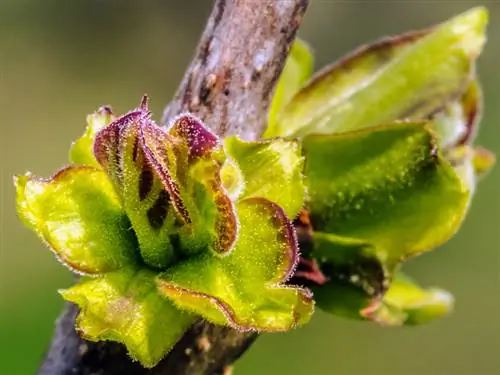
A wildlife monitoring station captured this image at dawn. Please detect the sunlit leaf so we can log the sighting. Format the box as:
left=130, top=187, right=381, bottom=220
left=303, top=121, right=470, bottom=266
left=266, top=38, right=314, bottom=137
left=272, top=7, right=487, bottom=137
left=158, top=197, right=314, bottom=331
left=224, top=136, right=305, bottom=218
left=14, top=166, right=136, bottom=274
left=61, top=268, right=195, bottom=368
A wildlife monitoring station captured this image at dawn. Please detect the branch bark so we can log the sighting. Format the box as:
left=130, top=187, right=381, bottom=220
left=37, top=0, right=308, bottom=374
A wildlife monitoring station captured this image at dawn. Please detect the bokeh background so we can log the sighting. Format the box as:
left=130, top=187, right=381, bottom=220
left=1, top=1, right=499, bottom=374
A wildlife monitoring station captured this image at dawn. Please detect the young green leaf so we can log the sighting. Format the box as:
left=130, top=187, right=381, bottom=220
left=14, top=166, right=136, bottom=274
left=303, top=121, right=470, bottom=266
left=269, top=7, right=487, bottom=138
left=61, top=268, right=195, bottom=368
left=158, top=197, right=314, bottom=331
left=223, top=136, right=305, bottom=218
left=266, top=38, right=314, bottom=136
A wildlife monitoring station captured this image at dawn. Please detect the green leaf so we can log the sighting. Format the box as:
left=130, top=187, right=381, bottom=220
left=14, top=166, right=136, bottom=274
left=365, top=272, right=454, bottom=326
left=157, top=197, right=314, bottom=331
left=70, top=106, right=115, bottom=167
left=223, top=136, right=305, bottom=218
left=266, top=38, right=314, bottom=137
left=61, top=268, right=195, bottom=368
left=272, top=7, right=487, bottom=138
left=303, top=121, right=470, bottom=265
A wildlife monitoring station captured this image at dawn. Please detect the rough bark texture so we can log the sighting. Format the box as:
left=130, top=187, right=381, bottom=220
left=163, top=0, right=308, bottom=140
left=38, top=0, right=308, bottom=374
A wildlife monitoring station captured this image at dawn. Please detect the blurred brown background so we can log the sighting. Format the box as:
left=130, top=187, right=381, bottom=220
left=1, top=1, right=498, bottom=374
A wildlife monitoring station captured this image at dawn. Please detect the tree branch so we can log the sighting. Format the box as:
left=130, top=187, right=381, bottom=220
left=37, top=0, right=308, bottom=374
left=163, top=0, right=308, bottom=140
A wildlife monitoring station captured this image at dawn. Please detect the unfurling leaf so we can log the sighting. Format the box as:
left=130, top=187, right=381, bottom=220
left=61, top=268, right=195, bottom=367
left=223, top=136, right=305, bottom=218
left=303, top=121, right=469, bottom=266
left=266, top=7, right=487, bottom=138
left=14, top=166, right=136, bottom=274
left=93, top=107, right=182, bottom=269
left=266, top=38, right=314, bottom=136
left=158, top=198, right=314, bottom=331
left=15, top=95, right=314, bottom=367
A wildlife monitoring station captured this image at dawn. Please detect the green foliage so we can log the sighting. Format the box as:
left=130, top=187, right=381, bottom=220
left=304, top=122, right=469, bottom=266
left=15, top=167, right=136, bottom=274
left=266, top=7, right=487, bottom=138
left=223, top=136, right=305, bottom=218
left=15, top=98, right=313, bottom=367
left=267, top=7, right=494, bottom=325
left=13, top=5, right=496, bottom=370
left=61, top=268, right=195, bottom=368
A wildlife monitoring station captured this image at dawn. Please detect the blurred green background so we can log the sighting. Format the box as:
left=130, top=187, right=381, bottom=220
left=1, top=1, right=498, bottom=374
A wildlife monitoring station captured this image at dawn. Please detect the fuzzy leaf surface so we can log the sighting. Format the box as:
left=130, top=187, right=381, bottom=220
left=271, top=7, right=487, bottom=137
left=61, top=268, right=195, bottom=368
left=14, top=166, right=135, bottom=274
left=158, top=198, right=314, bottom=331
left=266, top=38, right=314, bottom=136
left=303, top=122, right=470, bottom=266
left=224, top=136, right=305, bottom=218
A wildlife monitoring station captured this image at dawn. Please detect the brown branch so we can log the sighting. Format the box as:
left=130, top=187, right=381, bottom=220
left=163, top=0, right=308, bottom=140
left=37, top=0, right=308, bottom=374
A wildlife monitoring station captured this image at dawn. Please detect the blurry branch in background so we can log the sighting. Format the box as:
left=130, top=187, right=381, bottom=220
left=37, top=0, right=308, bottom=374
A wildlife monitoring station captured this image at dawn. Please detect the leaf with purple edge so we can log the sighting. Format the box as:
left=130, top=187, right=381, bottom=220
left=311, top=238, right=454, bottom=326
left=93, top=107, right=182, bottom=270
left=157, top=197, right=314, bottom=331
left=60, top=267, right=195, bottom=368
left=14, top=166, right=136, bottom=274
left=168, top=113, right=221, bottom=161
left=139, top=117, right=191, bottom=224
left=166, top=114, right=238, bottom=255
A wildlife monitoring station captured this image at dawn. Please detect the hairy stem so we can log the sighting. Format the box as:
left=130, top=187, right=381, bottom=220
left=38, top=0, right=308, bottom=374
